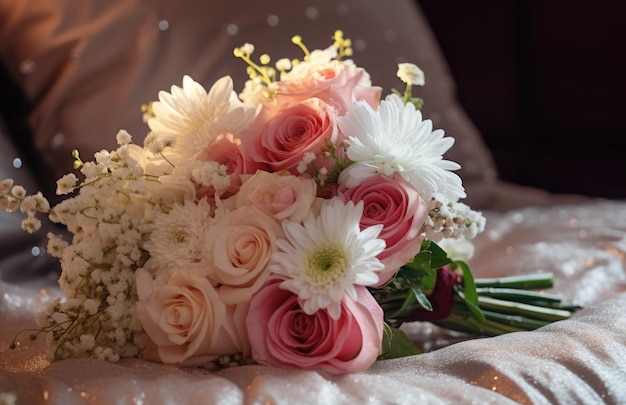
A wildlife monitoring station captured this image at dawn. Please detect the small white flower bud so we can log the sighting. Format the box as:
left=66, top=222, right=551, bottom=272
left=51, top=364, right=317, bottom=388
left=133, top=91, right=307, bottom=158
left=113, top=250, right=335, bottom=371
left=397, top=63, right=425, bottom=86
left=116, top=129, right=132, bottom=145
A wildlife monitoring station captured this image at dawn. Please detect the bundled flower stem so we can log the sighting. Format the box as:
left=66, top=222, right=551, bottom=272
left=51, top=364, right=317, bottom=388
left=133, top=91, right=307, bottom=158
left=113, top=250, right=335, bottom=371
left=440, top=277, right=580, bottom=336
left=373, top=241, right=581, bottom=358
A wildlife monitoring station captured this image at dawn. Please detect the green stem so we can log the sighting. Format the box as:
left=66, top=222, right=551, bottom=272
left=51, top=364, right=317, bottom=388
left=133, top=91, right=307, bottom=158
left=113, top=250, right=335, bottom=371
left=437, top=312, right=527, bottom=336
left=476, top=296, right=572, bottom=322
left=474, top=273, right=554, bottom=290
left=437, top=303, right=556, bottom=336
left=474, top=287, right=562, bottom=304
left=452, top=303, right=552, bottom=329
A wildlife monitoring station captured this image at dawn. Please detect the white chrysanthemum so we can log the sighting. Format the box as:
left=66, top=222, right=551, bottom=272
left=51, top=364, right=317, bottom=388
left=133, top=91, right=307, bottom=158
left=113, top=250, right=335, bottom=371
left=269, top=198, right=385, bottom=320
left=338, top=95, right=466, bottom=202
left=143, top=198, right=213, bottom=269
left=148, top=75, right=256, bottom=163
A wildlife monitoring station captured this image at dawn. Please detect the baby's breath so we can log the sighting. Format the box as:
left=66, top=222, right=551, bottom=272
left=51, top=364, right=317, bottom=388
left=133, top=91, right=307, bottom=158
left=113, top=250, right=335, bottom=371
left=56, top=173, right=78, bottom=195
left=7, top=135, right=178, bottom=361
left=422, top=195, right=486, bottom=241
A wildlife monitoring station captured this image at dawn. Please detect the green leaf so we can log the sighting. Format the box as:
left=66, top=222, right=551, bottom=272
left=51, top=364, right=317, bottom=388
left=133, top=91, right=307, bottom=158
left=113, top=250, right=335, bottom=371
left=454, top=286, right=485, bottom=323
left=457, top=261, right=479, bottom=307
left=380, top=323, right=394, bottom=355
left=387, top=286, right=432, bottom=318
left=389, top=289, right=417, bottom=317
left=401, top=251, right=431, bottom=273
left=410, top=97, right=424, bottom=110
left=378, top=325, right=422, bottom=360
left=412, top=288, right=433, bottom=312
left=399, top=240, right=451, bottom=292
left=419, top=266, right=437, bottom=292
left=398, top=252, right=436, bottom=292
left=425, top=241, right=452, bottom=268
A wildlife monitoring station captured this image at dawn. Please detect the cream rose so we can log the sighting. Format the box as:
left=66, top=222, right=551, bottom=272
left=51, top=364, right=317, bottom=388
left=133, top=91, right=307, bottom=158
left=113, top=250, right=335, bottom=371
left=233, top=170, right=317, bottom=222
left=147, top=174, right=197, bottom=207
left=203, top=205, right=284, bottom=305
left=135, top=268, right=249, bottom=366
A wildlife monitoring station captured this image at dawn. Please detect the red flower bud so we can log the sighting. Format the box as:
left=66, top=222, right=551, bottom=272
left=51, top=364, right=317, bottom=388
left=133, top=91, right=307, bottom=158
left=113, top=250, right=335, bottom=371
left=411, top=267, right=462, bottom=322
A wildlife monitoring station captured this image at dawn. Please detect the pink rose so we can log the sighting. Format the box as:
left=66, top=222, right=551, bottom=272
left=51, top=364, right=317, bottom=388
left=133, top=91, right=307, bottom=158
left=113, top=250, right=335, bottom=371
left=195, top=133, right=258, bottom=199
left=241, top=97, right=337, bottom=175
left=203, top=205, right=284, bottom=305
left=279, top=59, right=381, bottom=115
left=232, top=170, right=317, bottom=222
left=339, top=174, right=428, bottom=285
left=135, top=268, right=249, bottom=366
left=246, top=277, right=383, bottom=375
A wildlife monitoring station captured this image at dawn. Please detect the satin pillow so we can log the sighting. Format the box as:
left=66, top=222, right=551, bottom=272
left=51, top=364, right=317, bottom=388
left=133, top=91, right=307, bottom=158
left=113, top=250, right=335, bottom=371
left=0, top=0, right=497, bottom=202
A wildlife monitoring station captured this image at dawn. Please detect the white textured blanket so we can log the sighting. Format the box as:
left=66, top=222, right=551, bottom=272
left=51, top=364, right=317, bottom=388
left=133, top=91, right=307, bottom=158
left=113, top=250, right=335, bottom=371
left=2, top=200, right=625, bottom=404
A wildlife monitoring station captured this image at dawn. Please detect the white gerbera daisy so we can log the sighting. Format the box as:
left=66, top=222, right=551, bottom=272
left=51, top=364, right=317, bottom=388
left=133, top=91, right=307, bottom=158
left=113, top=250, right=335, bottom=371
left=338, top=94, right=466, bottom=202
left=148, top=75, right=256, bottom=163
left=269, top=198, right=385, bottom=320
left=143, top=198, right=213, bottom=269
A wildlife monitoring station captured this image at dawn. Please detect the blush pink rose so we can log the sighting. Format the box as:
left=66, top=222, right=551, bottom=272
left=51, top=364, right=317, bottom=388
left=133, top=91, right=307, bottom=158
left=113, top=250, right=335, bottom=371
left=135, top=268, right=249, bottom=366
left=241, top=97, right=337, bottom=175
left=232, top=170, right=317, bottom=222
left=278, top=59, right=381, bottom=115
left=195, top=133, right=255, bottom=199
left=339, top=174, right=428, bottom=285
left=246, top=277, right=383, bottom=375
left=202, top=205, right=284, bottom=305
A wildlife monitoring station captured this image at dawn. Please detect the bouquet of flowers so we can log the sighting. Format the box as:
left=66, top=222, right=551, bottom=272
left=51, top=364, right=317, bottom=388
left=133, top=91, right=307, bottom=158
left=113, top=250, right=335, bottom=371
left=1, top=31, right=578, bottom=375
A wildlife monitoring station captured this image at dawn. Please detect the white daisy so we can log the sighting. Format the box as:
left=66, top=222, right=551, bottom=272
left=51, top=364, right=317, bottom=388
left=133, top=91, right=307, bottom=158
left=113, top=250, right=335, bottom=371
left=269, top=198, right=385, bottom=320
left=148, top=75, right=256, bottom=163
left=338, top=94, right=466, bottom=202
left=143, top=198, right=213, bottom=270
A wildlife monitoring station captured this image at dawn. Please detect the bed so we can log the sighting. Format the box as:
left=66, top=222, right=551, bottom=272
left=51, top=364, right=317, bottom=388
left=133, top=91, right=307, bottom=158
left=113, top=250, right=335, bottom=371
left=2, top=199, right=626, bottom=404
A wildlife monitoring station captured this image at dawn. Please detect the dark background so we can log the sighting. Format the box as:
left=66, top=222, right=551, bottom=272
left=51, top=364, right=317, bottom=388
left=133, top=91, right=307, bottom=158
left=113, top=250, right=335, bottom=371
left=2, top=2, right=625, bottom=199
left=418, top=1, right=626, bottom=199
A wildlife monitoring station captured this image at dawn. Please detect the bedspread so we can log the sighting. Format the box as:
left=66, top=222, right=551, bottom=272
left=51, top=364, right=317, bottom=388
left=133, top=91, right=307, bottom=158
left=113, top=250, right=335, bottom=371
left=1, top=199, right=625, bottom=404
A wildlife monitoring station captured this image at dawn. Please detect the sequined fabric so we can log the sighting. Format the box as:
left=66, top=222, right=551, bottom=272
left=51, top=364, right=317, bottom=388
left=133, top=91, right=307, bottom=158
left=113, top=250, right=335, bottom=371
left=1, top=200, right=625, bottom=404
